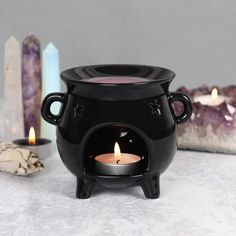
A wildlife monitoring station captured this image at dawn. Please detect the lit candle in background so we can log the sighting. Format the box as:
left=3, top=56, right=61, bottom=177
left=41, top=42, right=61, bottom=142
left=95, top=142, right=141, bottom=175
left=175, top=85, right=236, bottom=154
left=28, top=127, right=36, bottom=145
left=194, top=87, right=231, bottom=106
left=22, top=34, right=42, bottom=137
left=13, top=127, right=51, bottom=160
left=3, top=36, right=24, bottom=140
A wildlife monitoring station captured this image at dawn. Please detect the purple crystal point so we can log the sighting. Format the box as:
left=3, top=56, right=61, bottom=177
left=22, top=34, right=42, bottom=137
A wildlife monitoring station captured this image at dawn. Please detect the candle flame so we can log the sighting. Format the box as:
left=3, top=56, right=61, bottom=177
left=114, top=142, right=121, bottom=161
left=211, top=88, right=218, bottom=99
left=28, top=127, right=36, bottom=145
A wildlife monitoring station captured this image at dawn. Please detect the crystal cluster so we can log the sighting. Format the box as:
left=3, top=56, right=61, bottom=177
left=175, top=85, right=236, bottom=154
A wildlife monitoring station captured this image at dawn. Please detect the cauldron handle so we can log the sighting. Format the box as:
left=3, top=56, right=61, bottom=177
left=41, top=92, right=67, bottom=125
left=168, top=92, right=192, bottom=124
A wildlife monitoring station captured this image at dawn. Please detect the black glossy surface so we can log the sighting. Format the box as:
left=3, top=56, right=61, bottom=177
left=61, top=64, right=175, bottom=83
left=60, top=64, right=175, bottom=101
left=41, top=64, right=192, bottom=199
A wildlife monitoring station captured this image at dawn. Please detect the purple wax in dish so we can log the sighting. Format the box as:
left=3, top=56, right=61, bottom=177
left=85, top=76, right=149, bottom=84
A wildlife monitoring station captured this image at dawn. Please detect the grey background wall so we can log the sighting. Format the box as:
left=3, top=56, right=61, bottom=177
left=0, top=0, right=236, bottom=96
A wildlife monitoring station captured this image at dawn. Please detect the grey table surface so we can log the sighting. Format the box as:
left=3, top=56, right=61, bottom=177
left=0, top=149, right=235, bottom=236
left=0, top=95, right=235, bottom=236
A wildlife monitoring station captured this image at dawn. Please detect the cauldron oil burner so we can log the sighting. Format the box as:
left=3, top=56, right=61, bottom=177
left=41, top=64, right=192, bottom=199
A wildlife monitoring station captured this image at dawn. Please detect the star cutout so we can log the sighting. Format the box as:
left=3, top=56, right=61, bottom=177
left=73, top=104, right=83, bottom=117
left=149, top=100, right=161, bottom=116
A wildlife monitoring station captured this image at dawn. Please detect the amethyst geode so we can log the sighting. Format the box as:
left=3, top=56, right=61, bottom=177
left=175, top=85, right=236, bottom=154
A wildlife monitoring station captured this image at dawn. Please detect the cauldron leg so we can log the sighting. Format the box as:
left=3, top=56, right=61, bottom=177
left=140, top=175, right=160, bottom=199
left=76, top=177, right=96, bottom=199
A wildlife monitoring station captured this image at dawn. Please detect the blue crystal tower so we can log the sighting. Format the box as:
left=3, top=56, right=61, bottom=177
left=41, top=42, right=61, bottom=142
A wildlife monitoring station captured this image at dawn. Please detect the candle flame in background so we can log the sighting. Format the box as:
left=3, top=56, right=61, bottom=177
left=211, top=88, right=218, bottom=99
left=114, top=142, right=121, bottom=161
left=28, top=127, right=36, bottom=145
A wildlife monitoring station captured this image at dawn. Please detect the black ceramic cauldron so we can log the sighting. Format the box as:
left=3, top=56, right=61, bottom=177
left=41, top=64, right=192, bottom=199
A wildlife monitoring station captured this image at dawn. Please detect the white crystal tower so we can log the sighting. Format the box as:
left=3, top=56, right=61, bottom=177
left=3, top=36, right=24, bottom=141
left=41, top=43, right=61, bottom=142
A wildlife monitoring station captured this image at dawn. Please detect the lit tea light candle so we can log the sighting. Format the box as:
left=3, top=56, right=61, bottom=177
left=95, top=142, right=141, bottom=175
left=194, top=88, right=231, bottom=106
left=13, top=127, right=51, bottom=160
